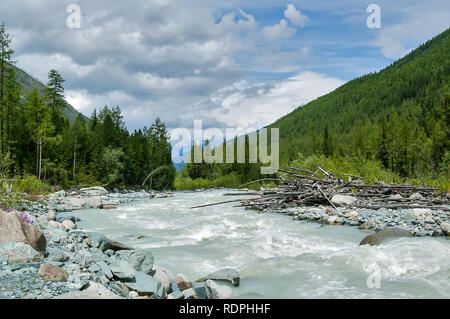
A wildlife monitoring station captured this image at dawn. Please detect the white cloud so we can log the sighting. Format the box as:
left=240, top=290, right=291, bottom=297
left=16, top=53, right=98, bottom=83
left=206, top=71, right=345, bottom=131
left=284, top=4, right=309, bottom=27
left=369, top=5, right=450, bottom=59
left=261, top=19, right=297, bottom=39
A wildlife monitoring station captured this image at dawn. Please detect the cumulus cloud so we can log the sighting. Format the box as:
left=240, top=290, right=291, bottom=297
left=284, top=4, right=309, bottom=27
left=261, top=19, right=297, bottom=39
left=204, top=71, right=345, bottom=131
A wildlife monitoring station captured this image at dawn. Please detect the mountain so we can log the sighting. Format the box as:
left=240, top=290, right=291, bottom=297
left=268, top=27, right=450, bottom=177
left=8, top=63, right=89, bottom=123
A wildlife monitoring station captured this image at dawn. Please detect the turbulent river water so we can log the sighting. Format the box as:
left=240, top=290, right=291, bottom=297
left=66, top=190, right=450, bottom=299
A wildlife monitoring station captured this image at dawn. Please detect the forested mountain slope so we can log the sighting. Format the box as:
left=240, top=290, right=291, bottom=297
left=270, top=28, right=450, bottom=178
left=8, top=63, right=88, bottom=123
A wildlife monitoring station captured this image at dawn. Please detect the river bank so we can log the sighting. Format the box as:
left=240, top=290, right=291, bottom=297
left=0, top=187, right=236, bottom=299
left=1, top=187, right=449, bottom=299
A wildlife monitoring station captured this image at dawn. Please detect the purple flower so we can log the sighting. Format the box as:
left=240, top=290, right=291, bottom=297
left=19, top=211, right=33, bottom=225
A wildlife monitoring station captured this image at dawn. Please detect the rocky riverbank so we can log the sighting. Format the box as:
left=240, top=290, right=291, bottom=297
left=0, top=186, right=237, bottom=299
left=258, top=194, right=450, bottom=239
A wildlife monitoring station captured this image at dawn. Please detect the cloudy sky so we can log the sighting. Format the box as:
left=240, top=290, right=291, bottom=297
left=2, top=0, right=450, bottom=135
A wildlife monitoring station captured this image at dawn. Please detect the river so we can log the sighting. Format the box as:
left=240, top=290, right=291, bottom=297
left=64, top=190, right=450, bottom=299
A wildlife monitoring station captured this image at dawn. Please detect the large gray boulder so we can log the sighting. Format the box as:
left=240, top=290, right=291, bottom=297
left=115, top=248, right=154, bottom=274
left=0, top=211, right=47, bottom=254
left=360, top=227, right=413, bottom=246
left=85, top=232, right=110, bottom=251
left=405, top=208, right=432, bottom=221
left=96, top=261, right=113, bottom=279
left=124, top=271, right=165, bottom=298
left=150, top=266, right=173, bottom=293
left=110, top=260, right=135, bottom=280
left=80, top=186, right=108, bottom=196
left=0, top=241, right=43, bottom=264
left=53, top=282, right=122, bottom=299
left=67, top=197, right=87, bottom=209
left=85, top=196, right=104, bottom=208
left=205, top=280, right=233, bottom=299
left=196, top=268, right=240, bottom=286
left=331, top=195, right=357, bottom=207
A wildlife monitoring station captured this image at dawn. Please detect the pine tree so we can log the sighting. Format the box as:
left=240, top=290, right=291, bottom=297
left=44, top=69, right=66, bottom=113
left=322, top=124, right=331, bottom=157
left=0, top=23, right=14, bottom=154
left=4, top=67, right=21, bottom=152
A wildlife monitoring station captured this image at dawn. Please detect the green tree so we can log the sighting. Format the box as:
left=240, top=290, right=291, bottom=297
left=0, top=23, right=14, bottom=154
left=25, top=89, right=56, bottom=179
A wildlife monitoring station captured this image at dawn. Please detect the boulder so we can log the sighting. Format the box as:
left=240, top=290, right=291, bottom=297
left=47, top=210, right=56, bottom=221
left=205, top=280, right=233, bottom=299
left=85, top=196, right=103, bottom=208
left=406, top=208, right=432, bottom=221
left=53, top=282, right=122, bottom=299
left=196, top=268, right=240, bottom=286
left=67, top=197, right=87, bottom=208
left=96, top=261, right=113, bottom=279
left=62, top=220, right=75, bottom=231
left=151, top=266, right=173, bottom=293
left=359, top=227, right=413, bottom=246
left=110, top=260, right=135, bottom=280
left=128, top=291, right=139, bottom=298
left=0, top=241, right=43, bottom=264
left=440, top=222, right=450, bottom=236
left=55, top=203, right=73, bottom=212
left=38, top=263, right=69, bottom=282
left=409, top=192, right=424, bottom=200
left=330, top=195, right=357, bottom=207
left=52, top=190, right=67, bottom=198
left=359, top=221, right=376, bottom=230
left=182, top=288, right=199, bottom=299
left=0, top=211, right=47, bottom=254
left=326, top=215, right=338, bottom=225
left=48, top=251, right=69, bottom=262
left=193, top=282, right=207, bottom=299
left=348, top=211, right=359, bottom=219
left=124, top=271, right=164, bottom=298
left=174, top=273, right=192, bottom=291
left=85, top=232, right=110, bottom=251
left=80, top=186, right=108, bottom=196
left=115, top=248, right=154, bottom=274
left=38, top=214, right=48, bottom=229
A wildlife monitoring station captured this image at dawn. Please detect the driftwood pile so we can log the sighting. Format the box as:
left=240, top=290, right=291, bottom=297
left=191, top=166, right=450, bottom=212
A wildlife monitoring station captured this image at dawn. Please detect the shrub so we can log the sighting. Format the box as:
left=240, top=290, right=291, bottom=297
left=13, top=175, right=50, bottom=194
